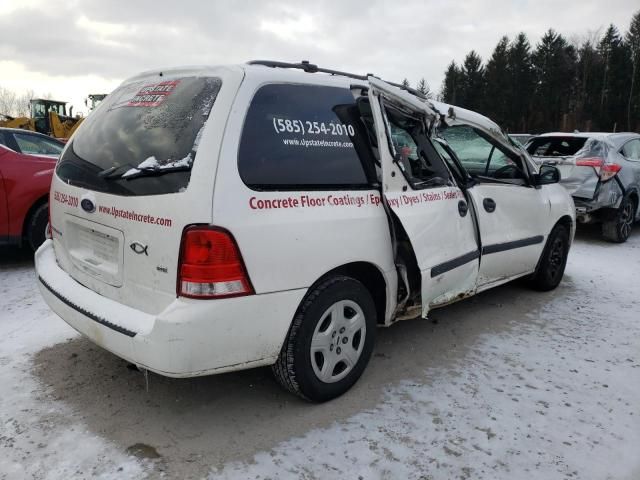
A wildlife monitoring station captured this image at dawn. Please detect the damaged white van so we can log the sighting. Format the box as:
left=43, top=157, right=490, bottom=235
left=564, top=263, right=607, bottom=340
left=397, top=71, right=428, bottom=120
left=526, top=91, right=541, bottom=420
left=36, top=61, right=575, bottom=401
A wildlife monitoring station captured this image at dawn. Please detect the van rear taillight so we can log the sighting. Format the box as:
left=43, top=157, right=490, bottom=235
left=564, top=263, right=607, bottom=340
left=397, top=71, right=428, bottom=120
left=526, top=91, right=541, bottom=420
left=178, top=226, right=253, bottom=299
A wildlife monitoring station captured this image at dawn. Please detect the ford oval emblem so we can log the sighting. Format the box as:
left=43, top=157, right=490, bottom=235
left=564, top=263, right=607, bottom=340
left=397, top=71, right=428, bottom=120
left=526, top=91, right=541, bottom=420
left=81, top=198, right=95, bottom=213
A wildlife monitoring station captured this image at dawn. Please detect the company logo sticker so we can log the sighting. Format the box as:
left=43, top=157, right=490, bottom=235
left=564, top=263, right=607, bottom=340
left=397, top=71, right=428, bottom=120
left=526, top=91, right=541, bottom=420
left=130, top=242, right=149, bottom=256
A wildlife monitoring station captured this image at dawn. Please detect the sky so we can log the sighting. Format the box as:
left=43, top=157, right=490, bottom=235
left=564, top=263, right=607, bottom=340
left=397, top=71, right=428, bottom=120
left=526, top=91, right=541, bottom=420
left=0, top=0, right=638, bottom=116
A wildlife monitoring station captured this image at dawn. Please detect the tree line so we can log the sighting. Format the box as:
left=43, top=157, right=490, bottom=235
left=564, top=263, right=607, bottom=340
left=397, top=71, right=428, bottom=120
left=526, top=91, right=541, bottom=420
left=408, top=10, right=640, bottom=134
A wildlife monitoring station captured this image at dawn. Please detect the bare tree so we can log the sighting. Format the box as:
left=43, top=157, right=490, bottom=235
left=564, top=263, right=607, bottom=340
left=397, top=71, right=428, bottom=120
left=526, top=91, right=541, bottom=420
left=16, top=89, right=34, bottom=117
left=0, top=86, right=18, bottom=117
left=0, top=86, right=34, bottom=117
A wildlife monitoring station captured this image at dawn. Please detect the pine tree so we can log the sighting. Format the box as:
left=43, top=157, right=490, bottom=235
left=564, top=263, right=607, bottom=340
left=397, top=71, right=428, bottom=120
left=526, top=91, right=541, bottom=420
left=625, top=11, right=640, bottom=131
left=441, top=61, right=461, bottom=104
left=401, top=78, right=410, bottom=89
left=532, top=29, right=578, bottom=131
left=507, top=33, right=535, bottom=131
left=598, top=25, right=632, bottom=131
left=575, top=33, right=601, bottom=131
left=415, top=78, right=432, bottom=98
left=484, top=36, right=511, bottom=128
left=417, top=78, right=426, bottom=94
left=459, top=51, right=485, bottom=111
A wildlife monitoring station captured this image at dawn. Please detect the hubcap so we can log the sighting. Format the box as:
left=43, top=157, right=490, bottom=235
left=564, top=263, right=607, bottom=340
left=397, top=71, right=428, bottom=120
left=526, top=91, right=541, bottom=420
left=310, top=300, right=366, bottom=383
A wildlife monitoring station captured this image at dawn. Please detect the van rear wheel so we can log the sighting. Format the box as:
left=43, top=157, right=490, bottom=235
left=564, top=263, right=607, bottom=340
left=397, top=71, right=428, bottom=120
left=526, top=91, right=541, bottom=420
left=272, top=276, right=376, bottom=402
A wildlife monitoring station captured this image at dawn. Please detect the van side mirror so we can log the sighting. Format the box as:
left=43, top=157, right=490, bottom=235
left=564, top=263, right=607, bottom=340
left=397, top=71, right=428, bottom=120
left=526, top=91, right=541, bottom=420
left=534, top=164, right=560, bottom=185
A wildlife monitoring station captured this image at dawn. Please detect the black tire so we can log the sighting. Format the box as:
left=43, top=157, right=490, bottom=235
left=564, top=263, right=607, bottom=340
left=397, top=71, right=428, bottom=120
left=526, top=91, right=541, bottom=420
left=529, top=224, right=570, bottom=291
left=26, top=203, right=48, bottom=251
left=602, top=195, right=636, bottom=243
left=272, top=276, right=377, bottom=402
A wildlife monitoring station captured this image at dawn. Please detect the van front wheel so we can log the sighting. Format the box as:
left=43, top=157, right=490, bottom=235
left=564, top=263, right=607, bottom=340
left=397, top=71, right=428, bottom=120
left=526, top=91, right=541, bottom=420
left=272, top=276, right=377, bottom=402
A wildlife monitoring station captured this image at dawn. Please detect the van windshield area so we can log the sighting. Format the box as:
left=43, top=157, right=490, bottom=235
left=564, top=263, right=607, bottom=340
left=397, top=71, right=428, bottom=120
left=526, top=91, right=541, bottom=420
left=56, top=76, right=222, bottom=196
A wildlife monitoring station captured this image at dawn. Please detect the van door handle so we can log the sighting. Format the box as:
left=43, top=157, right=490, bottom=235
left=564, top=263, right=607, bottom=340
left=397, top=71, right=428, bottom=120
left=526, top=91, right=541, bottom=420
left=483, top=198, right=496, bottom=213
left=458, top=200, right=468, bottom=217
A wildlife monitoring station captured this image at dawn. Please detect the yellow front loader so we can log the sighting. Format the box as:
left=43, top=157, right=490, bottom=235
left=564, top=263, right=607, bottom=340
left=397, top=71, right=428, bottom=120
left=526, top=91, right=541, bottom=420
left=0, top=99, right=83, bottom=141
left=0, top=114, right=36, bottom=131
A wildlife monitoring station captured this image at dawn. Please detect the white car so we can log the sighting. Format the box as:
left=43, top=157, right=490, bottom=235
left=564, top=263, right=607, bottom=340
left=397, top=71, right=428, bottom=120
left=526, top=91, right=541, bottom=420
left=36, top=61, right=575, bottom=402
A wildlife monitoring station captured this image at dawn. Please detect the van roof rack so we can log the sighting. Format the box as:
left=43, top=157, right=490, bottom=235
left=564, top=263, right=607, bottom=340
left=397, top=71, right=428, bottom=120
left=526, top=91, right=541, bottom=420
left=246, top=60, right=428, bottom=100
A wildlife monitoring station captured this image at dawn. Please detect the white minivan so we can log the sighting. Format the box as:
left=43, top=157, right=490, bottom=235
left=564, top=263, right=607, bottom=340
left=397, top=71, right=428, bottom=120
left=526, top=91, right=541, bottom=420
left=36, top=61, right=575, bottom=401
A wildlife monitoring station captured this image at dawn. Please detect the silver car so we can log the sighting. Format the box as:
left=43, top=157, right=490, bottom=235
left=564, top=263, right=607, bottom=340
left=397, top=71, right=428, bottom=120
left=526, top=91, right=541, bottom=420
left=527, top=132, right=640, bottom=242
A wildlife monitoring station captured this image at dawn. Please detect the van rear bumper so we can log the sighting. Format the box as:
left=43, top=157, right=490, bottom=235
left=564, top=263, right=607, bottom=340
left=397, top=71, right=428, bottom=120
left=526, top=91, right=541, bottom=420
left=35, top=240, right=306, bottom=377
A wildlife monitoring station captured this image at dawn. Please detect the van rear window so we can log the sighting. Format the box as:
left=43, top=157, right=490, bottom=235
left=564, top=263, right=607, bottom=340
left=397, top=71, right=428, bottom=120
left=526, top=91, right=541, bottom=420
left=56, top=76, right=222, bottom=196
left=238, top=84, right=374, bottom=189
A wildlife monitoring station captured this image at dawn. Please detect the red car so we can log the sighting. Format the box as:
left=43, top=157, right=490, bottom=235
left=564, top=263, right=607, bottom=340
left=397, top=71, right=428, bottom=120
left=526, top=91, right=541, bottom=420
left=0, top=128, right=63, bottom=250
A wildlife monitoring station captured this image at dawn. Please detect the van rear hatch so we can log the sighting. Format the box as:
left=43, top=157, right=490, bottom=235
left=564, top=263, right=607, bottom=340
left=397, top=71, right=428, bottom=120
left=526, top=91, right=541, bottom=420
left=50, top=68, right=237, bottom=315
left=526, top=136, right=608, bottom=199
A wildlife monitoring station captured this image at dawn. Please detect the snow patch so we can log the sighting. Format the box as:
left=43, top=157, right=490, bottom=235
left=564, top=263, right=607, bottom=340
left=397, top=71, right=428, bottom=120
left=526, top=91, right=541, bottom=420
left=122, top=153, right=193, bottom=178
left=0, top=259, right=147, bottom=479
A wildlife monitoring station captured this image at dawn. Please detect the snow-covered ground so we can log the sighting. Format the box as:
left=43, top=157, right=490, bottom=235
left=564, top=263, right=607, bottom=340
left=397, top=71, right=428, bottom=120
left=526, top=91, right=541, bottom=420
left=1, top=227, right=639, bottom=479
left=0, top=250, right=145, bottom=480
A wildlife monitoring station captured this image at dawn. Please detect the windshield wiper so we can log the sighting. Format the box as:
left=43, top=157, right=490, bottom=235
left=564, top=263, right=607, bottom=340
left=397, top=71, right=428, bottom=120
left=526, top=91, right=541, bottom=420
left=99, top=164, right=134, bottom=179
left=99, top=163, right=192, bottom=181
left=119, top=164, right=192, bottom=181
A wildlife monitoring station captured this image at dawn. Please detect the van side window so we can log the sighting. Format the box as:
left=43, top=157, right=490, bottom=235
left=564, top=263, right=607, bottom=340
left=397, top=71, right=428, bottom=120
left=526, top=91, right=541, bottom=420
left=238, top=84, right=375, bottom=189
left=439, top=125, right=527, bottom=184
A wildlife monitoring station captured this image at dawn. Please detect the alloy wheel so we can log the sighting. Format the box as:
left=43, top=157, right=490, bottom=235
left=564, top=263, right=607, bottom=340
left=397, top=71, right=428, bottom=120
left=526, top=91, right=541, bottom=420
left=619, top=201, right=634, bottom=240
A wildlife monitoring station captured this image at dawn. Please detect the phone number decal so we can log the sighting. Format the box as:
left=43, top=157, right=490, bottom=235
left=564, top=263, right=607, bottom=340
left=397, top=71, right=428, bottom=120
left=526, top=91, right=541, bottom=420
left=272, top=117, right=355, bottom=137
left=53, top=191, right=79, bottom=208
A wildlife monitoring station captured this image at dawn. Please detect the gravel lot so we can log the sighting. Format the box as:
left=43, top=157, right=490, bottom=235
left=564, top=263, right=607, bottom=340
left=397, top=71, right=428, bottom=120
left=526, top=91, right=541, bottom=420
left=1, top=225, right=639, bottom=479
